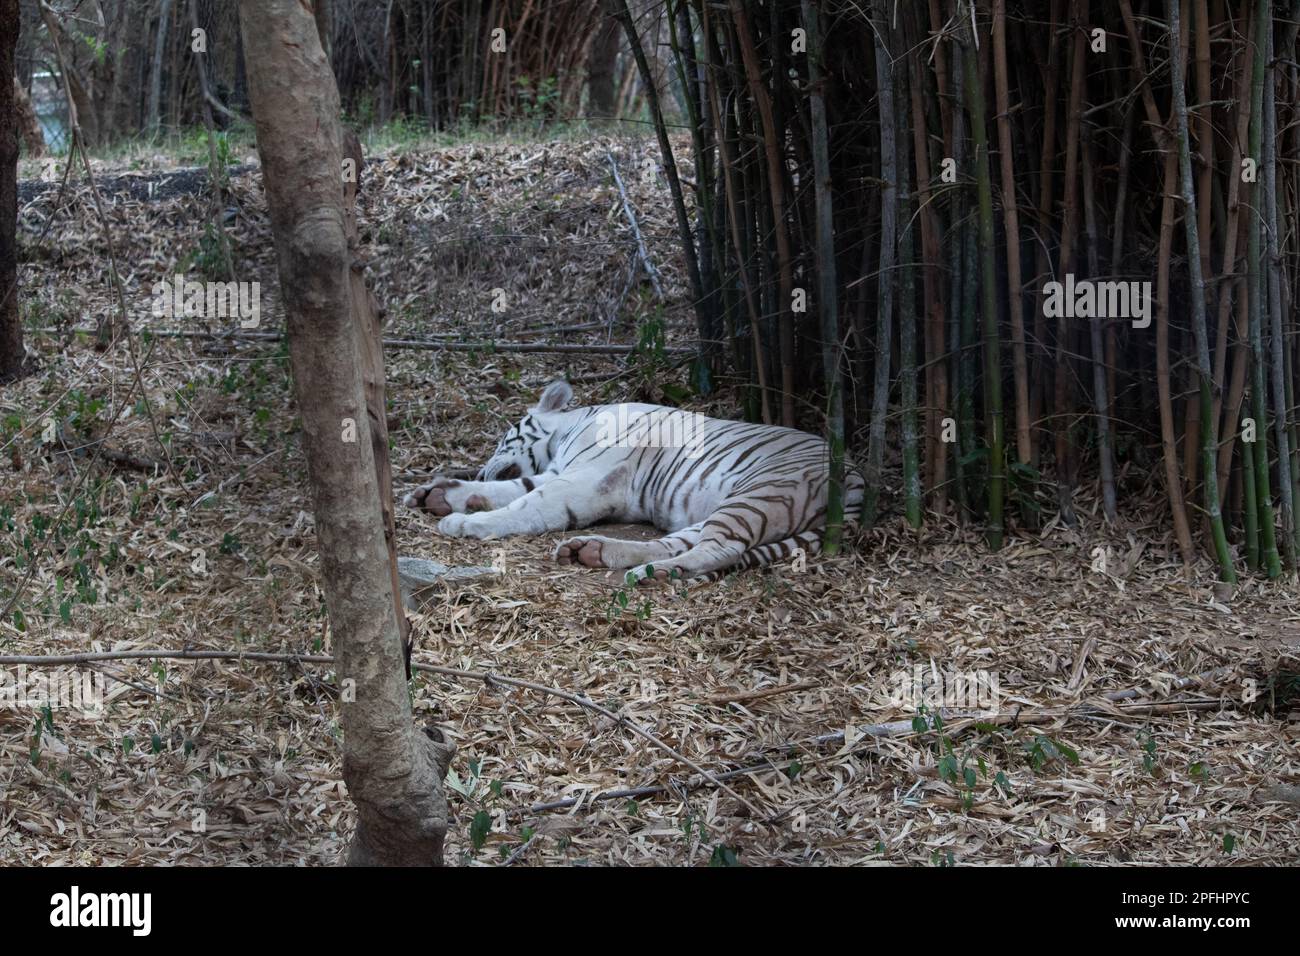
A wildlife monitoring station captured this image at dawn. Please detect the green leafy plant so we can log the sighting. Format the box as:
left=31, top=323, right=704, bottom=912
left=516, top=75, right=560, bottom=126
left=1023, top=734, right=1080, bottom=773
left=709, top=845, right=741, bottom=867
left=1137, top=731, right=1158, bottom=774
left=628, top=309, right=680, bottom=401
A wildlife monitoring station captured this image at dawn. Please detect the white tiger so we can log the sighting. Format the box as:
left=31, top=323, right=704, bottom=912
left=403, top=381, right=863, bottom=582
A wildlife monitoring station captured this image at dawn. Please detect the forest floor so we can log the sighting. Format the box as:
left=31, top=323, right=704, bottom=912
left=2, top=132, right=1298, bottom=866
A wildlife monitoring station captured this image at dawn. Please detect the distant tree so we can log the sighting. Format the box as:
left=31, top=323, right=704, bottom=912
left=146, top=0, right=174, bottom=138
left=14, top=79, right=44, bottom=158
left=585, top=14, right=620, bottom=121
left=1, top=0, right=24, bottom=382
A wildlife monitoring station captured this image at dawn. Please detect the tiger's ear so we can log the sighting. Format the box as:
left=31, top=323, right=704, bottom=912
left=535, top=380, right=573, bottom=413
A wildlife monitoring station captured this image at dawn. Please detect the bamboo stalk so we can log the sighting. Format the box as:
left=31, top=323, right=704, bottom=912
left=1030, top=0, right=1062, bottom=471
left=1053, top=0, right=1088, bottom=527
left=1169, top=0, right=1237, bottom=583
left=1247, top=0, right=1282, bottom=576
left=991, top=0, right=1031, bottom=475
left=1156, top=148, right=1197, bottom=568
left=907, top=3, right=948, bottom=511
left=963, top=0, right=1005, bottom=549
left=1081, top=127, right=1117, bottom=523
left=863, top=0, right=897, bottom=527
left=1261, top=13, right=1297, bottom=566
left=895, top=16, right=921, bottom=530
left=801, top=0, right=845, bottom=554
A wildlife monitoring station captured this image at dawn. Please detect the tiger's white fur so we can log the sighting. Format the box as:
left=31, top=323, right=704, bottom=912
left=403, top=381, right=862, bottom=582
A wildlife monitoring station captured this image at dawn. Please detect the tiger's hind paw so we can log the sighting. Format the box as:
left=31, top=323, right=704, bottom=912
left=554, top=537, right=608, bottom=568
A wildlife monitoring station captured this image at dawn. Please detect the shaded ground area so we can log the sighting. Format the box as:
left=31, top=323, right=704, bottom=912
left=1, top=137, right=1297, bottom=865
left=18, top=163, right=259, bottom=205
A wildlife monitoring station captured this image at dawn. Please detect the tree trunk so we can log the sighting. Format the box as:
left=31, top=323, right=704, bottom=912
left=1082, top=129, right=1117, bottom=523
left=945, top=35, right=971, bottom=516
left=667, top=0, right=719, bottom=374
left=1213, top=20, right=1254, bottom=502
left=586, top=11, right=620, bottom=120
left=0, top=0, right=22, bottom=382
left=147, top=0, right=175, bottom=137
left=14, top=79, right=45, bottom=157
left=706, top=40, right=771, bottom=424
left=896, top=22, right=922, bottom=530
left=237, top=0, right=453, bottom=866
left=1029, top=0, right=1062, bottom=472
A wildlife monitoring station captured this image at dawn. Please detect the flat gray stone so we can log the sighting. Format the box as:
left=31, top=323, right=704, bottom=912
left=397, top=557, right=499, bottom=610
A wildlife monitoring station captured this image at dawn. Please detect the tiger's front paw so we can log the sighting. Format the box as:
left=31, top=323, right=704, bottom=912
left=405, top=478, right=493, bottom=517
left=404, top=478, right=460, bottom=516
left=436, top=512, right=499, bottom=540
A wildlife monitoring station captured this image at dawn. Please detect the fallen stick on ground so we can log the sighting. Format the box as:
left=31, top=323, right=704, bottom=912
left=705, top=680, right=818, bottom=705
left=606, top=151, right=665, bottom=300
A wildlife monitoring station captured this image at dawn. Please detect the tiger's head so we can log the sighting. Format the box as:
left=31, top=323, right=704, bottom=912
left=477, top=380, right=573, bottom=480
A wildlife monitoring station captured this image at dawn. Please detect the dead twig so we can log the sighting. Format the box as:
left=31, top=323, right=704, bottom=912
left=606, top=151, right=664, bottom=301
left=705, top=680, right=818, bottom=705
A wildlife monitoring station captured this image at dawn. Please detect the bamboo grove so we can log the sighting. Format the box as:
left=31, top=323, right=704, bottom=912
left=612, top=0, right=1300, bottom=581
